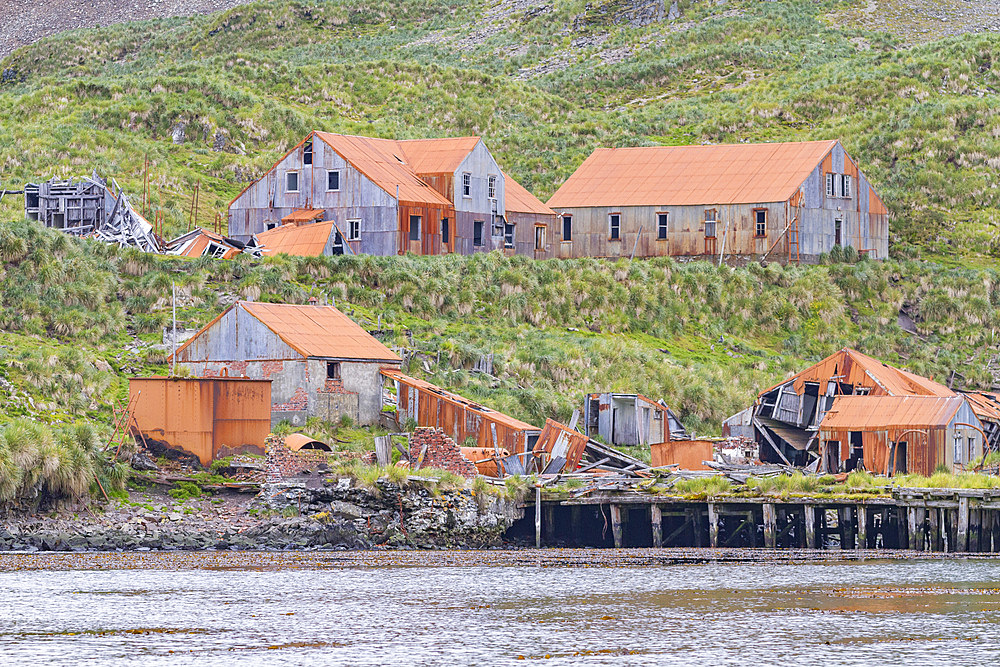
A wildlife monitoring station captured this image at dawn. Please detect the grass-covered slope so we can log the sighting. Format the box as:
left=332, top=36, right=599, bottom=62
left=2, top=0, right=1000, bottom=258
left=1, top=220, right=998, bottom=438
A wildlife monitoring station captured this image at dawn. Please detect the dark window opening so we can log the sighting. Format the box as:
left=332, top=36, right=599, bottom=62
left=265, top=221, right=279, bottom=231
left=504, top=222, right=515, bottom=249
left=835, top=219, right=842, bottom=246
left=441, top=218, right=450, bottom=244
left=286, top=171, right=299, bottom=193
left=327, top=361, right=341, bottom=380
left=303, top=141, right=313, bottom=165
left=327, top=170, right=340, bottom=191
left=754, top=209, right=767, bottom=237
left=534, top=225, right=545, bottom=250
left=657, top=213, right=668, bottom=240
left=409, top=215, right=421, bottom=241
left=332, top=231, right=345, bottom=255
left=609, top=213, right=620, bottom=240
left=562, top=215, right=572, bottom=242
left=473, top=220, right=484, bottom=247
left=463, top=173, right=471, bottom=197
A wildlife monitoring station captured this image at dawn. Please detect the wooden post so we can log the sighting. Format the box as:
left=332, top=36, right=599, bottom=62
left=535, top=486, right=541, bottom=549
left=651, top=504, right=663, bottom=548
left=970, top=508, right=981, bottom=553
left=708, top=503, right=719, bottom=548
left=610, top=504, right=623, bottom=548
left=958, top=496, right=970, bottom=552
left=544, top=504, right=557, bottom=543
left=570, top=506, right=583, bottom=546
left=805, top=504, right=816, bottom=549
left=857, top=505, right=867, bottom=550
left=907, top=506, right=918, bottom=551
left=929, top=507, right=940, bottom=552
left=838, top=507, right=853, bottom=550
left=763, top=503, right=776, bottom=549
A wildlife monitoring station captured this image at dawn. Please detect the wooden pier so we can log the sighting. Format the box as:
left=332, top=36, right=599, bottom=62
left=515, top=488, right=1000, bottom=552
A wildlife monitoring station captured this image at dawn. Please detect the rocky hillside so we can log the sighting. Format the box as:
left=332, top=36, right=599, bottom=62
left=0, top=0, right=253, bottom=58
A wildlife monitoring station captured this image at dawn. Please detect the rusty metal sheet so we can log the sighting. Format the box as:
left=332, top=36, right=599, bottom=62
left=130, top=377, right=271, bottom=466
left=651, top=440, right=714, bottom=470
left=533, top=419, right=588, bottom=472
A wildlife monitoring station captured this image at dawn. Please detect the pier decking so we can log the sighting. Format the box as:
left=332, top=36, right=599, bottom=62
left=515, top=488, right=1000, bottom=552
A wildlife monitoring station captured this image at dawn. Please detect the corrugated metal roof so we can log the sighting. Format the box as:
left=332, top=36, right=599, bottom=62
left=398, top=137, right=481, bottom=174
left=761, top=348, right=955, bottom=399
left=282, top=208, right=325, bottom=223
left=242, top=302, right=401, bottom=361
left=313, top=132, right=453, bottom=207
left=547, top=140, right=839, bottom=208
left=962, top=391, right=1000, bottom=423
left=381, top=368, right=537, bottom=431
left=821, top=395, right=965, bottom=430
left=257, top=221, right=335, bottom=257
left=502, top=170, right=556, bottom=216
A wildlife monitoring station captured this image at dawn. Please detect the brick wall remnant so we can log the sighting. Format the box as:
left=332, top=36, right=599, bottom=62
left=264, top=434, right=331, bottom=482
left=408, top=427, right=478, bottom=479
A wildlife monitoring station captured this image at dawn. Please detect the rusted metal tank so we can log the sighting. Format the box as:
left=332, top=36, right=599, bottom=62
left=129, top=377, right=272, bottom=466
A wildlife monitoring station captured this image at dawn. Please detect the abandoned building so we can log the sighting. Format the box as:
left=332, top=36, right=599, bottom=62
left=165, top=227, right=249, bottom=259
left=723, top=348, right=968, bottom=469
left=584, top=392, right=689, bottom=447
left=171, top=301, right=401, bottom=427
left=818, top=395, right=985, bottom=476
left=546, top=140, right=888, bottom=263
left=25, top=175, right=161, bottom=252
left=227, top=131, right=556, bottom=256
left=381, top=369, right=541, bottom=454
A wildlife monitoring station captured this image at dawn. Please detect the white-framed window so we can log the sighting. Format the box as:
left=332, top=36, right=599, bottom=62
left=462, top=173, right=471, bottom=197
left=754, top=209, right=767, bottom=237
left=562, top=215, right=572, bottom=242
left=657, top=212, right=668, bottom=240
left=347, top=219, right=360, bottom=241
left=704, top=209, right=717, bottom=238
left=534, top=225, right=545, bottom=250
left=955, top=433, right=963, bottom=464
left=286, top=171, right=299, bottom=193
left=609, top=213, right=621, bottom=240
left=826, top=173, right=835, bottom=198
left=265, top=221, right=279, bottom=231
left=303, top=140, right=313, bottom=165
left=504, top=221, right=515, bottom=248
left=327, top=170, right=341, bottom=191
left=841, top=174, right=852, bottom=198
left=488, top=175, right=497, bottom=200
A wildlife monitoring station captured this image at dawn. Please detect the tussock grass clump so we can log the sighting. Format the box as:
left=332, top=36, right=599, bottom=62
left=673, top=475, right=731, bottom=498
left=893, top=472, right=1000, bottom=489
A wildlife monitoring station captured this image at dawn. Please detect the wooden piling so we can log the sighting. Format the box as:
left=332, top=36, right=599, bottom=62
left=929, top=507, right=940, bottom=552
left=958, top=496, right=970, bottom=552
left=610, top=504, right=623, bottom=548
left=838, top=507, right=853, bottom=550
left=805, top=504, right=816, bottom=549
left=907, top=506, right=918, bottom=551
left=708, top=503, right=719, bottom=548
left=763, top=503, right=776, bottom=549
left=857, top=506, right=867, bottom=550
left=970, top=508, right=981, bottom=552
left=535, top=486, right=541, bottom=549
left=651, top=504, right=663, bottom=548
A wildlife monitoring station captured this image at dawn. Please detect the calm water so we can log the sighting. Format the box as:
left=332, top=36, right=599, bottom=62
left=1, top=550, right=1000, bottom=666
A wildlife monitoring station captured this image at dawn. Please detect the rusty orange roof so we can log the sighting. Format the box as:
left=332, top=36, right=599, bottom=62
left=962, top=391, right=1000, bottom=423
left=241, top=302, right=401, bottom=361
left=381, top=368, right=538, bottom=432
left=167, top=228, right=240, bottom=259
left=820, top=395, right=966, bottom=430
left=282, top=208, right=325, bottom=224
left=761, top=348, right=954, bottom=399
left=313, top=132, right=453, bottom=207
left=398, top=137, right=481, bottom=174
left=256, top=221, right=335, bottom=257
left=547, top=140, right=840, bottom=208
left=503, top=171, right=556, bottom=216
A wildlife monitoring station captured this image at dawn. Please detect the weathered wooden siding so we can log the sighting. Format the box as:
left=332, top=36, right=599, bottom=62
left=228, top=134, right=400, bottom=255
left=174, top=305, right=302, bottom=363
left=506, top=210, right=560, bottom=259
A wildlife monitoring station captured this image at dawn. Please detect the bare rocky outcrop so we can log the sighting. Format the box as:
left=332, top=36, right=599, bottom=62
left=0, top=0, right=254, bottom=59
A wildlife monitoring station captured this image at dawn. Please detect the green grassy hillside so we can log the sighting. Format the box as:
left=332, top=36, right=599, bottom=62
left=1, top=220, right=998, bottom=439
left=2, top=0, right=1000, bottom=258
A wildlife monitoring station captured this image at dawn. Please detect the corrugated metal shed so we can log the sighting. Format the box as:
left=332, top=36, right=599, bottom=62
left=129, top=376, right=271, bottom=465
left=172, top=302, right=401, bottom=363
left=257, top=221, right=336, bottom=257
left=547, top=140, right=839, bottom=208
